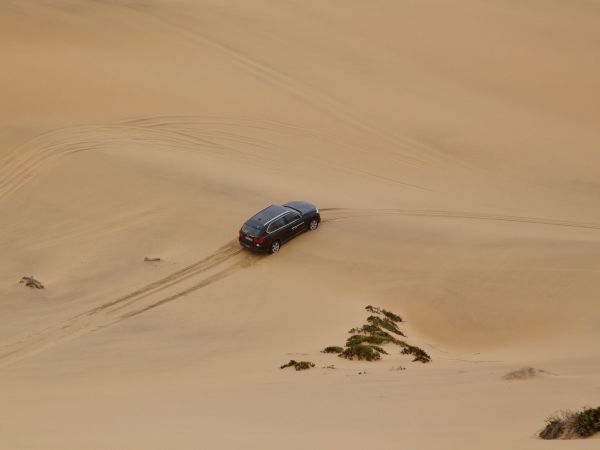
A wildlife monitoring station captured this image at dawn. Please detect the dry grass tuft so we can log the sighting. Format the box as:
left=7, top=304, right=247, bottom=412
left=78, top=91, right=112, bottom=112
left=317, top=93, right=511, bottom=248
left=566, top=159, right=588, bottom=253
left=503, top=367, right=547, bottom=380
left=321, top=346, right=343, bottom=354
left=20, top=276, right=44, bottom=289
left=280, top=360, right=315, bottom=371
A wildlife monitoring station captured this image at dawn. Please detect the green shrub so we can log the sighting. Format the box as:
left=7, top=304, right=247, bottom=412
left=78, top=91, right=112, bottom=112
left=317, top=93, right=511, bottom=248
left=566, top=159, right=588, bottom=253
left=365, top=305, right=380, bottom=314
left=323, top=305, right=429, bottom=364
left=280, top=360, right=315, bottom=371
left=381, top=309, right=402, bottom=323
left=365, top=305, right=402, bottom=322
left=321, top=346, right=343, bottom=354
left=349, top=318, right=404, bottom=337
left=346, top=332, right=398, bottom=347
left=539, top=416, right=566, bottom=440
left=400, top=344, right=431, bottom=363
left=572, top=407, right=600, bottom=438
left=538, top=407, right=600, bottom=439
left=348, top=324, right=378, bottom=334
left=366, top=315, right=405, bottom=336
left=339, top=344, right=387, bottom=361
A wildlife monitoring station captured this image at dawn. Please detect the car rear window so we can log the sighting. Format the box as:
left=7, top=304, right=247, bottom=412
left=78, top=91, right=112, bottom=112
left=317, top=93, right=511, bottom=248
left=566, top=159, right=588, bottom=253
left=242, top=224, right=261, bottom=236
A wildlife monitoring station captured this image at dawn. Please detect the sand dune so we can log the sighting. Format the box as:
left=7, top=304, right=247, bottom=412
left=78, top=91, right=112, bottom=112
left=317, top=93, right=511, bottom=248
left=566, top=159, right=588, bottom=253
left=1, top=1, right=599, bottom=448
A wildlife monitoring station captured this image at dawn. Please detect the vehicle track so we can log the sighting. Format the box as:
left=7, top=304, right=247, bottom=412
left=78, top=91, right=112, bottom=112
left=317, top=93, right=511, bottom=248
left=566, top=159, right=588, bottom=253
left=0, top=114, right=427, bottom=202
left=2, top=207, right=598, bottom=369
left=320, top=208, right=600, bottom=231
left=0, top=241, right=257, bottom=368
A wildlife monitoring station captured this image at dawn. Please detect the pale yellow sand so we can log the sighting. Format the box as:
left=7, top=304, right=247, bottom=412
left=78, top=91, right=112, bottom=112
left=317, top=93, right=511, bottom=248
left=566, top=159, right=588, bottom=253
left=1, top=1, right=599, bottom=448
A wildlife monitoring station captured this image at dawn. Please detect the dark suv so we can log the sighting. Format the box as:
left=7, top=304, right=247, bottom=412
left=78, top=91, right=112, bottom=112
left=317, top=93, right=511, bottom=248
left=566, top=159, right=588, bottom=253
left=239, top=201, right=320, bottom=253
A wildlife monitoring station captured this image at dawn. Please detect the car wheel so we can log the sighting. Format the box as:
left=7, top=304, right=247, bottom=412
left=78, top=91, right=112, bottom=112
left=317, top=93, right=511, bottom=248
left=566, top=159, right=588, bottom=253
left=308, top=218, right=319, bottom=231
left=270, top=240, right=281, bottom=254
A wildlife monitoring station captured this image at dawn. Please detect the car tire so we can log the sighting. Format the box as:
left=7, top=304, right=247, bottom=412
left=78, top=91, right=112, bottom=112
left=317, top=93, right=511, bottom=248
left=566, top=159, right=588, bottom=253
left=269, top=240, right=281, bottom=254
left=308, top=218, right=319, bottom=231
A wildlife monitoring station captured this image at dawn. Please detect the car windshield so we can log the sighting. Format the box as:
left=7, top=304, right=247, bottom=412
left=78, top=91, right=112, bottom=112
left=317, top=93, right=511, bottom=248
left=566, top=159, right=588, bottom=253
left=241, top=223, right=261, bottom=236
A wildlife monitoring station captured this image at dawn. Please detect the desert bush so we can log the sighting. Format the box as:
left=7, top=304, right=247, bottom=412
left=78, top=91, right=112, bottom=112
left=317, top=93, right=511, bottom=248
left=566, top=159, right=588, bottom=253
left=346, top=332, right=399, bottom=347
left=400, top=344, right=431, bottom=363
left=366, top=315, right=405, bottom=336
left=365, top=305, right=402, bottom=322
left=321, top=346, right=343, bottom=354
left=280, top=360, right=315, bottom=371
left=349, top=323, right=377, bottom=334
left=539, top=415, right=567, bottom=440
left=365, top=305, right=380, bottom=314
left=572, top=407, right=600, bottom=438
left=323, top=305, right=429, bottom=364
left=339, top=344, right=387, bottom=361
left=503, top=367, right=545, bottom=380
left=381, top=309, right=402, bottom=323
left=539, top=407, right=600, bottom=439
left=349, top=318, right=404, bottom=337
left=348, top=324, right=393, bottom=338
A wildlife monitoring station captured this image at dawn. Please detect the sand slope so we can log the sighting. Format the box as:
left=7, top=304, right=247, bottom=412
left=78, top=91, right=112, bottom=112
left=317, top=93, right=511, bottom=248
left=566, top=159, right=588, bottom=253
left=1, top=1, right=599, bottom=448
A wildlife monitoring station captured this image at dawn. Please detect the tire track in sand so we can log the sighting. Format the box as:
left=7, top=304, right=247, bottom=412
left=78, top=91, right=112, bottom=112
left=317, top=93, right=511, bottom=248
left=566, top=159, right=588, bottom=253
left=0, top=241, right=259, bottom=368
left=0, top=115, right=428, bottom=203
left=3, top=207, right=597, bottom=368
left=320, top=208, right=600, bottom=231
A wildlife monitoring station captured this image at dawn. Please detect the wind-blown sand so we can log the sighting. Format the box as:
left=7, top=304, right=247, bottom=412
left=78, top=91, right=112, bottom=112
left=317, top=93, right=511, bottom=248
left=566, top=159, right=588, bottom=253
left=1, top=1, right=599, bottom=448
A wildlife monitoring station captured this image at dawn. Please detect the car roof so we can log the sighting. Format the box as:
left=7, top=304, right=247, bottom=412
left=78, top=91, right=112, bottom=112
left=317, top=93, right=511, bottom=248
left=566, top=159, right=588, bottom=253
left=245, top=204, right=290, bottom=228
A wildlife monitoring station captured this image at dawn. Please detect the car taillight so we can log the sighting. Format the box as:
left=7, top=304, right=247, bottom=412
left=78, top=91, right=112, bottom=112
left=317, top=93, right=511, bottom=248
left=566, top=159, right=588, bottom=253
left=254, top=236, right=265, bottom=244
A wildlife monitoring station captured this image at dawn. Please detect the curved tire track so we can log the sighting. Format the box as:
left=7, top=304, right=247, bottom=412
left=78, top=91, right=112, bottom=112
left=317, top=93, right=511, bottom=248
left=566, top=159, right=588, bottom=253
left=1, top=115, right=424, bottom=202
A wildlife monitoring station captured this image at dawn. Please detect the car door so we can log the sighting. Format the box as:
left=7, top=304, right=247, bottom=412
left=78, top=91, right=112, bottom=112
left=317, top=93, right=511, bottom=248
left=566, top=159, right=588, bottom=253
left=283, top=211, right=305, bottom=238
left=266, top=216, right=288, bottom=242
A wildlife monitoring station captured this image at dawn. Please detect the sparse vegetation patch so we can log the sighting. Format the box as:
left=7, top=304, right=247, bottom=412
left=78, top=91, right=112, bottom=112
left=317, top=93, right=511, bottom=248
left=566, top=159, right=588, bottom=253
left=365, top=305, right=402, bottom=322
left=20, top=276, right=44, bottom=289
left=340, top=344, right=387, bottom=361
left=321, top=346, right=343, bottom=354
left=399, top=344, right=431, bottom=363
left=539, top=407, right=600, bottom=439
left=503, top=367, right=547, bottom=380
left=280, top=360, right=315, bottom=371
left=324, top=305, right=430, bottom=364
left=346, top=333, right=396, bottom=347
left=572, top=407, right=600, bottom=438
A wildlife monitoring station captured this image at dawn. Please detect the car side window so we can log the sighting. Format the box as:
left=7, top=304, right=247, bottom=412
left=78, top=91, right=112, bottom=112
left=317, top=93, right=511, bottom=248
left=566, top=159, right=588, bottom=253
left=267, top=216, right=287, bottom=233
left=283, top=212, right=301, bottom=224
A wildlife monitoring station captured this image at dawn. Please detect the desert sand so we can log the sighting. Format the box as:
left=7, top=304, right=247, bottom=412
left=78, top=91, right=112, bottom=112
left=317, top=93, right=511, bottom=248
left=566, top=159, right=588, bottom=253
left=1, top=1, right=600, bottom=448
